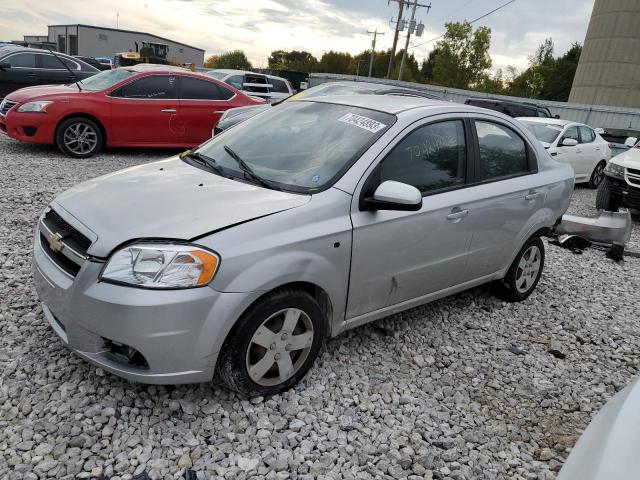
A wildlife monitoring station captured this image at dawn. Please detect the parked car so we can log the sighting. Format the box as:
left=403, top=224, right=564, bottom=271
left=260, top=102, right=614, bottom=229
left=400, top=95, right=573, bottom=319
left=557, top=377, right=640, bottom=480
left=465, top=98, right=555, bottom=118
left=518, top=117, right=611, bottom=188
left=594, top=127, right=640, bottom=158
left=0, top=47, right=98, bottom=99
left=74, top=55, right=111, bottom=71
left=204, top=69, right=294, bottom=103
left=32, top=96, right=574, bottom=395
left=596, top=136, right=640, bottom=211
left=0, top=65, right=264, bottom=157
left=213, top=80, right=443, bottom=135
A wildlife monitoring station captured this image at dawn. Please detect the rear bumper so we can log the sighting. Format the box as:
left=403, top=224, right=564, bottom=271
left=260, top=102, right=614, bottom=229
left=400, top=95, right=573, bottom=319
left=0, top=111, right=56, bottom=144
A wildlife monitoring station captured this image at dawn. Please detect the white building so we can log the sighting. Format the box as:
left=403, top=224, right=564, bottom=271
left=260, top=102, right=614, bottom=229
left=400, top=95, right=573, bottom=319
left=46, top=24, right=205, bottom=67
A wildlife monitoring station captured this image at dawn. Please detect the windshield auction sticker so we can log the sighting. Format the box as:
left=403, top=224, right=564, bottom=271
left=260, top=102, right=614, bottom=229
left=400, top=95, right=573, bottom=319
left=338, top=113, right=386, bottom=133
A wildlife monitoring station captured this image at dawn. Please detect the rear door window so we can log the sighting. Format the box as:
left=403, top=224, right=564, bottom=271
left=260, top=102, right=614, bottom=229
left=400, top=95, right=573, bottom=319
left=180, top=76, right=234, bottom=100
left=475, top=121, right=529, bottom=181
left=116, top=75, right=177, bottom=99
left=6, top=53, right=36, bottom=68
left=579, top=126, right=595, bottom=143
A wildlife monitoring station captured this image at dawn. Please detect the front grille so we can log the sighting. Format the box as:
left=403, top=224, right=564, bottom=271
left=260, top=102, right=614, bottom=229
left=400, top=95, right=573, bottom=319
left=628, top=167, right=640, bottom=176
left=609, top=177, right=640, bottom=206
left=42, top=209, right=91, bottom=256
left=0, top=99, right=17, bottom=116
left=40, top=232, right=82, bottom=276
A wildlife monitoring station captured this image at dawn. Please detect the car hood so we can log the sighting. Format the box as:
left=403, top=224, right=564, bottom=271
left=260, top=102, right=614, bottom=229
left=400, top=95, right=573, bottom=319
left=611, top=147, right=640, bottom=169
left=557, top=377, right=640, bottom=480
left=6, top=84, right=80, bottom=102
left=52, top=157, right=311, bottom=257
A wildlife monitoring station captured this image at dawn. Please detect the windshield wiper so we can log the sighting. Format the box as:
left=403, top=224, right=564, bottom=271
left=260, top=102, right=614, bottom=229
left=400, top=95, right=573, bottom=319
left=180, top=150, right=225, bottom=177
left=223, top=145, right=281, bottom=191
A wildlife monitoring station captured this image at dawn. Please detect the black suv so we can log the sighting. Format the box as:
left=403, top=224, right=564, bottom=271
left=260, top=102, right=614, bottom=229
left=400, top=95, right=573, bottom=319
left=0, top=47, right=98, bottom=99
left=465, top=98, right=555, bottom=118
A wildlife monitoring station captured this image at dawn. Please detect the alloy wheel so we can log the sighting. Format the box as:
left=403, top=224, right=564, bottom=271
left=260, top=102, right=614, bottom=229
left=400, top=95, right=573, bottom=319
left=592, top=162, right=605, bottom=187
left=63, top=122, right=98, bottom=155
left=245, top=308, right=314, bottom=386
left=515, top=245, right=541, bottom=293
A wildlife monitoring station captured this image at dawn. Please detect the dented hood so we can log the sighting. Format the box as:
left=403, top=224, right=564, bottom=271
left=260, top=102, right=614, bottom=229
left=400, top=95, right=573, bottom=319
left=52, top=157, right=310, bottom=257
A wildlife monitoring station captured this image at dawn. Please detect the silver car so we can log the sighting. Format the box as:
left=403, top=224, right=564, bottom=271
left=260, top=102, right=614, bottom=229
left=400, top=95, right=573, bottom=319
left=33, top=95, right=574, bottom=396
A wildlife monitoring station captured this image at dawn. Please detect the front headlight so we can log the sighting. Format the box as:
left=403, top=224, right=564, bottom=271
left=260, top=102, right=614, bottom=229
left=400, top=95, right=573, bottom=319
left=604, top=162, right=625, bottom=179
left=17, top=101, right=53, bottom=113
left=101, top=243, right=219, bottom=289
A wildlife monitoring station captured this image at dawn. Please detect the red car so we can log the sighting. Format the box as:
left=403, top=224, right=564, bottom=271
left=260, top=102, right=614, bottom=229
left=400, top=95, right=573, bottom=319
left=0, top=65, right=264, bottom=158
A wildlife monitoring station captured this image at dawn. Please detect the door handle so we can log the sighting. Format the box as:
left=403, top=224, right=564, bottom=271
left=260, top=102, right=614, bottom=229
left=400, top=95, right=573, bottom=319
left=525, top=192, right=541, bottom=201
left=595, top=147, right=600, bottom=150
left=161, top=108, right=176, bottom=113
left=446, top=209, right=469, bottom=220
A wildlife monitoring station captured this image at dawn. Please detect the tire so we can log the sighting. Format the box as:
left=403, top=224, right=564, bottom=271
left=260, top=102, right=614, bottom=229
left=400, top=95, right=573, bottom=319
left=595, top=177, right=620, bottom=211
left=55, top=116, right=103, bottom=158
left=217, top=289, right=326, bottom=397
left=494, top=236, right=545, bottom=302
left=588, top=160, right=606, bottom=189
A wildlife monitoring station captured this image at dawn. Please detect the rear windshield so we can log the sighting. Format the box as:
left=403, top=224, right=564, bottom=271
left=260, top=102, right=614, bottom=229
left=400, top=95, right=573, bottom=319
left=197, top=101, right=395, bottom=192
left=520, top=121, right=563, bottom=143
left=78, top=68, right=137, bottom=91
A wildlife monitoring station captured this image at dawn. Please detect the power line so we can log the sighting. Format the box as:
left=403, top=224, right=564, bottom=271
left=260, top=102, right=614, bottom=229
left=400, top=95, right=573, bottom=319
left=410, top=0, right=516, bottom=50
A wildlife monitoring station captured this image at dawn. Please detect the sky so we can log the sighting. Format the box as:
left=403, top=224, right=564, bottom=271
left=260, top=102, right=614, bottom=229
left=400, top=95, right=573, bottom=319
left=1, top=0, right=594, bottom=73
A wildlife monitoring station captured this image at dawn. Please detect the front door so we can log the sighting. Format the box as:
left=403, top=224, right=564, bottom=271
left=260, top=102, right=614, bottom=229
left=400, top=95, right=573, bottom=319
left=347, top=118, right=474, bottom=319
left=109, top=74, right=179, bottom=145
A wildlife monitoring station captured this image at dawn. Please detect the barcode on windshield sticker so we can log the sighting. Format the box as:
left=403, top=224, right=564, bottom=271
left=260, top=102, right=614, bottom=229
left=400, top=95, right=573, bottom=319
left=338, top=113, right=386, bottom=133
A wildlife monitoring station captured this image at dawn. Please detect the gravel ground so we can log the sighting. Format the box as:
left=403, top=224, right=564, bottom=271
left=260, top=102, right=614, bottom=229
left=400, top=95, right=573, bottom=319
left=1, top=135, right=639, bottom=480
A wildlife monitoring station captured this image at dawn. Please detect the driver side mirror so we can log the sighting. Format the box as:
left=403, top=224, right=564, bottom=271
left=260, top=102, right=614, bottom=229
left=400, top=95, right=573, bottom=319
left=363, top=180, right=422, bottom=211
left=561, top=138, right=578, bottom=147
left=0, top=61, right=11, bottom=71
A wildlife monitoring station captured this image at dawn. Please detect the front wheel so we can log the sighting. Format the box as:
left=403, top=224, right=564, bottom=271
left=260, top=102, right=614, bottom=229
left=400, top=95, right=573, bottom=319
left=494, top=236, right=545, bottom=302
left=217, top=289, right=326, bottom=396
left=595, top=177, right=620, bottom=211
left=55, top=117, right=103, bottom=158
left=588, top=160, right=606, bottom=188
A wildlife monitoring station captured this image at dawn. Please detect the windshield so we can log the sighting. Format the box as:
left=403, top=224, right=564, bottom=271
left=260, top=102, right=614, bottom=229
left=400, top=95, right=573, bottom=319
left=196, top=101, right=394, bottom=192
left=78, top=68, right=137, bottom=91
left=521, top=121, right=563, bottom=144
left=205, top=70, right=228, bottom=80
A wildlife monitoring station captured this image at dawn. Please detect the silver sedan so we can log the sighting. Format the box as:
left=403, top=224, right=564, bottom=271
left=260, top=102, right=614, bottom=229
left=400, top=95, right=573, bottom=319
left=33, top=95, right=574, bottom=396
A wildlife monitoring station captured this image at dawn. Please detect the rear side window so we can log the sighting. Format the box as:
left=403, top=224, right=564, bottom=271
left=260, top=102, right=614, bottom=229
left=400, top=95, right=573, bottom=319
left=180, top=76, right=233, bottom=100
left=117, top=75, right=177, bottom=99
left=378, top=120, right=467, bottom=194
left=270, top=79, right=289, bottom=93
left=38, top=54, right=79, bottom=70
left=579, top=126, right=595, bottom=143
left=476, top=121, right=528, bottom=181
left=5, top=53, right=36, bottom=68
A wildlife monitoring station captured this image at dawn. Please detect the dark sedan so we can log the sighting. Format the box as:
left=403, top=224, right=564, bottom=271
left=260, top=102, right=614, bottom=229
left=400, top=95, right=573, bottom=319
left=0, top=47, right=98, bottom=99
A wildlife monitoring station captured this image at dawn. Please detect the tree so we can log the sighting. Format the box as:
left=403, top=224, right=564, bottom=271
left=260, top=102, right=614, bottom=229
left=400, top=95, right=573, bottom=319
left=268, top=50, right=318, bottom=72
left=317, top=50, right=353, bottom=74
left=204, top=50, right=252, bottom=70
left=431, top=21, right=492, bottom=89
left=420, top=47, right=442, bottom=83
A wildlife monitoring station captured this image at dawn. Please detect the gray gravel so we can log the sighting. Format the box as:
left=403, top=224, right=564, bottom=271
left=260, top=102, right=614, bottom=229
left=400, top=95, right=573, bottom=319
left=1, top=135, right=639, bottom=480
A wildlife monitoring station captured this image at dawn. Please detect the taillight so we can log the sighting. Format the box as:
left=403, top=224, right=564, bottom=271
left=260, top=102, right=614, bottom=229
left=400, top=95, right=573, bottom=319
left=608, top=143, right=614, bottom=149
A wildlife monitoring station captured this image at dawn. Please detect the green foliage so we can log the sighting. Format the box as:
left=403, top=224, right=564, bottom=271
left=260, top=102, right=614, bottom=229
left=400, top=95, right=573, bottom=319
left=318, top=51, right=353, bottom=75
left=268, top=50, right=318, bottom=73
left=204, top=50, right=252, bottom=70
left=431, top=21, right=492, bottom=89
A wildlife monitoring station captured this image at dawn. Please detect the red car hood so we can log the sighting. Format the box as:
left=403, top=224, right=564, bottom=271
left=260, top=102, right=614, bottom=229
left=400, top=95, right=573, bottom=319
left=6, top=84, right=81, bottom=102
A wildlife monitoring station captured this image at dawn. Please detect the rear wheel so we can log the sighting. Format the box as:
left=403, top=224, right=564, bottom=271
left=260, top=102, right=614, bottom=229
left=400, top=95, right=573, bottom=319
left=494, top=236, right=545, bottom=302
left=595, top=177, right=620, bottom=211
left=217, top=289, right=326, bottom=397
left=55, top=117, right=103, bottom=158
left=588, top=160, right=606, bottom=188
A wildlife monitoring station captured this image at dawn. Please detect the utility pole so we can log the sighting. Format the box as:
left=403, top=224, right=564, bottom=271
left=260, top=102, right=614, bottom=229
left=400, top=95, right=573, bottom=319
left=367, top=29, right=384, bottom=77
left=386, top=0, right=405, bottom=79
left=398, top=0, right=430, bottom=81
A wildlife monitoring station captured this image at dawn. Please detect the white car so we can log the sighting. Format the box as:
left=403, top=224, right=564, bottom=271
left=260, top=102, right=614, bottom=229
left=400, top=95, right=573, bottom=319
left=595, top=136, right=640, bottom=211
left=518, top=117, right=611, bottom=188
left=204, top=69, right=294, bottom=103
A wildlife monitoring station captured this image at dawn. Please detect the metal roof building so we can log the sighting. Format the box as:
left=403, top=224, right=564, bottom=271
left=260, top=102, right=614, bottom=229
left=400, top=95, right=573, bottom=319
left=46, top=24, right=205, bottom=67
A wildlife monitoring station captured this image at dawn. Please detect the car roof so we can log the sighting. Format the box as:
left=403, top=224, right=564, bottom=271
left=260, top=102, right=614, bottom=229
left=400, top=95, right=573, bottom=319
left=126, top=64, right=187, bottom=72
left=516, top=117, right=579, bottom=127
left=209, top=69, right=288, bottom=82
left=299, top=94, right=452, bottom=114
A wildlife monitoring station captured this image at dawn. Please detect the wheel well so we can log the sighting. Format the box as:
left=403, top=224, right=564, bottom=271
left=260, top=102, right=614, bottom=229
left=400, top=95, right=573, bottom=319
left=54, top=113, right=107, bottom=145
left=532, top=227, right=552, bottom=238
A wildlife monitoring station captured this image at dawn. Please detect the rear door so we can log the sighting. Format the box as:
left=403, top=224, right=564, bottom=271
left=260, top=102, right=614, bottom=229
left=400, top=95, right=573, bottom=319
left=0, top=52, right=39, bottom=97
left=178, top=75, right=236, bottom=145
left=108, top=74, right=179, bottom=145
left=555, top=126, right=583, bottom=179
left=463, top=119, right=544, bottom=280
left=579, top=125, right=601, bottom=174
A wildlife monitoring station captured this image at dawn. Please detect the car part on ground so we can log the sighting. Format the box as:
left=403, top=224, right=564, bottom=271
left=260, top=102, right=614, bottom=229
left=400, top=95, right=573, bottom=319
left=32, top=94, right=574, bottom=394
left=555, top=211, right=633, bottom=246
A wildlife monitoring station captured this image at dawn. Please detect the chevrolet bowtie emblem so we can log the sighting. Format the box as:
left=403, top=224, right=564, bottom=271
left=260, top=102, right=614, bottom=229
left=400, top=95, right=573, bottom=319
left=47, top=232, right=65, bottom=254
